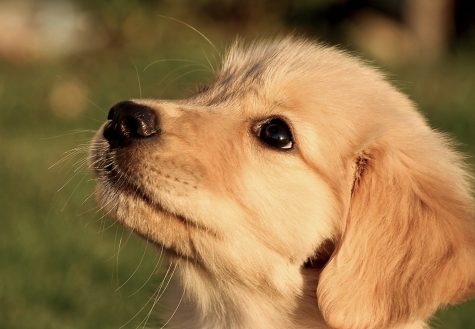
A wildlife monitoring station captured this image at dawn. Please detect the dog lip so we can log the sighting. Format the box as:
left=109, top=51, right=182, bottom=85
left=98, top=155, right=213, bottom=235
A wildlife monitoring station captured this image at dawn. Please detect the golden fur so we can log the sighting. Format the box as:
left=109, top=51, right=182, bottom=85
left=90, top=37, right=475, bottom=329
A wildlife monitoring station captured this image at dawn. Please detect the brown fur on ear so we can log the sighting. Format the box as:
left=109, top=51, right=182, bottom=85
left=317, top=130, right=475, bottom=329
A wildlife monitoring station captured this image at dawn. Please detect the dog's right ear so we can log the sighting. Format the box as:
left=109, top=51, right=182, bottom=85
left=317, top=132, right=475, bottom=329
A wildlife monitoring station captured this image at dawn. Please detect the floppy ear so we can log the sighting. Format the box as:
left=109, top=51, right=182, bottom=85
left=317, top=130, right=475, bottom=329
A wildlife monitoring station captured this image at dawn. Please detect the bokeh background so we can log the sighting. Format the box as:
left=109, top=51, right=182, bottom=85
left=1, top=0, right=474, bottom=328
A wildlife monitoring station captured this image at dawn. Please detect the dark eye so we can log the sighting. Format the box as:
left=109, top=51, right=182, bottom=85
left=258, top=118, right=294, bottom=150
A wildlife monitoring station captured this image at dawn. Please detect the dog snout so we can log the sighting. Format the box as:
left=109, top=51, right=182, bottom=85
left=103, top=101, right=159, bottom=148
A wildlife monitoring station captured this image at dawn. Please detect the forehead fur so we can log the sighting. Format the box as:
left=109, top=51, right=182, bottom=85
left=199, top=37, right=385, bottom=107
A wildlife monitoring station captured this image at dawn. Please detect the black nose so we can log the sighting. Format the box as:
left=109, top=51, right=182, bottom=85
left=103, top=101, right=159, bottom=148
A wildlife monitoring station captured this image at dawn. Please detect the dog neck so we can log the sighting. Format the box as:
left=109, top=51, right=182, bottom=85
left=158, top=260, right=431, bottom=329
left=160, top=260, right=327, bottom=329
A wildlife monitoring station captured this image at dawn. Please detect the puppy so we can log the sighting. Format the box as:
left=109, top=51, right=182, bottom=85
left=89, top=37, right=475, bottom=329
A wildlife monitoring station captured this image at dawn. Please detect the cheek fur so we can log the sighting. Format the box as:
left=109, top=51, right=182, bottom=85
left=237, top=160, right=337, bottom=262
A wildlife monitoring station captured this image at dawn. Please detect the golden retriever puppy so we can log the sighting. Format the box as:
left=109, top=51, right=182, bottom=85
left=89, top=37, right=475, bottom=329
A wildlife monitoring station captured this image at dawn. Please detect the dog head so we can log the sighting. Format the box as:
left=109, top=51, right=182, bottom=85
left=90, top=38, right=475, bottom=329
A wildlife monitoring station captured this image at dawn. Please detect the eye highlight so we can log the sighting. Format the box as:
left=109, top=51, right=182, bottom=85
left=257, top=118, right=294, bottom=150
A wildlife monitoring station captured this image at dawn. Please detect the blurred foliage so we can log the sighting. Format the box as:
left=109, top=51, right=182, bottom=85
left=1, top=1, right=475, bottom=328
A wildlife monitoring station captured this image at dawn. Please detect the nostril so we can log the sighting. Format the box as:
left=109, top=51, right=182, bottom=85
left=129, top=108, right=159, bottom=137
left=103, top=100, right=159, bottom=148
left=102, top=121, right=115, bottom=144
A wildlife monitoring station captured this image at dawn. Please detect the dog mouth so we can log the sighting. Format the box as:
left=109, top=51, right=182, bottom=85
left=99, top=154, right=154, bottom=209
left=92, top=148, right=209, bottom=262
left=100, top=153, right=197, bottom=225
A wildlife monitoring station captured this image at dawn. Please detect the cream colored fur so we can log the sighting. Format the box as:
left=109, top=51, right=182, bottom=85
left=90, top=37, right=475, bottom=329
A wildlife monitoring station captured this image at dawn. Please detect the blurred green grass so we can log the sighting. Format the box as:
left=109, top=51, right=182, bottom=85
left=1, top=33, right=474, bottom=329
left=0, top=42, right=212, bottom=329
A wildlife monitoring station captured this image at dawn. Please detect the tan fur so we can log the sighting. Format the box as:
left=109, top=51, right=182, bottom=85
left=90, top=37, right=475, bottom=329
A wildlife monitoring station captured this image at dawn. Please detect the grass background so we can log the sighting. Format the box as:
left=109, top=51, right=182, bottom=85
left=1, top=1, right=475, bottom=328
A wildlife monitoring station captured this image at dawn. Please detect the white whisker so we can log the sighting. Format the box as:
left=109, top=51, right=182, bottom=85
left=143, top=58, right=208, bottom=73
left=61, top=173, right=88, bottom=211
left=139, top=262, right=178, bottom=329
left=201, top=46, right=215, bottom=72
left=159, top=285, right=186, bottom=329
left=128, top=246, right=163, bottom=297
left=133, top=62, right=143, bottom=98
left=160, top=68, right=208, bottom=97
left=115, top=240, right=150, bottom=292
left=119, top=262, right=173, bottom=329
left=157, top=15, right=219, bottom=55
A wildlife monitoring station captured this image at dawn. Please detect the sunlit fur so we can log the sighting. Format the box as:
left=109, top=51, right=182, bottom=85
left=90, top=37, right=475, bottom=329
